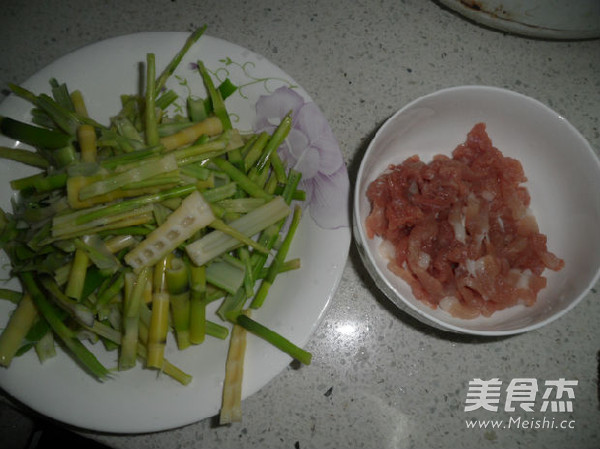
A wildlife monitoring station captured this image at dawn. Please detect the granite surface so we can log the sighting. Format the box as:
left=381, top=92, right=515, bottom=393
left=1, top=1, right=599, bottom=448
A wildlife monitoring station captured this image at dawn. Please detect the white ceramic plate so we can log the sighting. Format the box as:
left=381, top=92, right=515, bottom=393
left=440, top=0, right=600, bottom=39
left=0, top=32, right=351, bottom=433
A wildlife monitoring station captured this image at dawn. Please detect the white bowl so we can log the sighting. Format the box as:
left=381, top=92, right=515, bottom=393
left=353, top=85, right=600, bottom=336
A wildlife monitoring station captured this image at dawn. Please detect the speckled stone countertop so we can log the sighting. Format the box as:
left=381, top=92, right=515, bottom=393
left=1, top=1, right=599, bottom=448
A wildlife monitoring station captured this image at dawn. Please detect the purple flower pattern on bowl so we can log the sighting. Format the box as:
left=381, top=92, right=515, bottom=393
left=253, top=87, right=349, bottom=230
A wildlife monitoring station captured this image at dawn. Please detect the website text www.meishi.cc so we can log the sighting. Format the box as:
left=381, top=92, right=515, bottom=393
left=465, top=416, right=576, bottom=430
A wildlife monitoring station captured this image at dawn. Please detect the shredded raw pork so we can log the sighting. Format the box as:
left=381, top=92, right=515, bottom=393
left=365, top=123, right=564, bottom=318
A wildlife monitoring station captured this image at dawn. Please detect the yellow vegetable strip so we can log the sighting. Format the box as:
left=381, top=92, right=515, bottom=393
left=71, top=90, right=97, bottom=163
left=160, top=116, right=223, bottom=151
left=77, top=124, right=97, bottom=163
left=146, top=257, right=170, bottom=368
left=0, top=294, right=38, bottom=367
left=124, top=190, right=215, bottom=272
left=65, top=247, right=89, bottom=300
left=220, top=310, right=249, bottom=424
left=70, top=90, right=89, bottom=116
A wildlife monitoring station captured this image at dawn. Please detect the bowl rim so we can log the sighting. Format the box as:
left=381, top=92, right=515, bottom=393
left=353, top=84, right=600, bottom=336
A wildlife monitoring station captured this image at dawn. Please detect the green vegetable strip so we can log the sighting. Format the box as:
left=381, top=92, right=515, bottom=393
left=66, top=184, right=196, bottom=227
left=20, top=272, right=111, bottom=380
left=186, top=196, right=290, bottom=267
left=0, top=146, right=49, bottom=168
left=52, top=204, right=154, bottom=239
left=196, top=61, right=241, bottom=167
left=210, top=158, right=272, bottom=200
left=189, top=264, right=207, bottom=344
left=158, top=119, right=193, bottom=137
left=75, top=235, right=121, bottom=275
left=246, top=169, right=302, bottom=287
left=167, top=257, right=191, bottom=350
left=240, top=249, right=254, bottom=299
left=36, top=93, right=80, bottom=135
left=50, top=78, right=75, bottom=111
left=11, top=172, right=67, bottom=193
left=119, top=268, right=150, bottom=370
left=243, top=132, right=269, bottom=171
left=251, top=204, right=302, bottom=309
left=145, top=53, right=160, bottom=146
left=258, top=258, right=301, bottom=278
left=39, top=276, right=95, bottom=328
left=197, top=60, right=232, bottom=130
left=136, top=302, right=193, bottom=385
left=269, top=150, right=287, bottom=184
left=281, top=169, right=303, bottom=204
left=205, top=320, right=229, bottom=339
left=216, top=197, right=267, bottom=214
left=21, top=198, right=68, bottom=225
left=171, top=132, right=232, bottom=164
left=236, top=314, right=312, bottom=365
left=187, top=79, right=237, bottom=123
left=249, top=159, right=271, bottom=188
left=155, top=24, right=207, bottom=95
left=252, top=111, right=292, bottom=173
left=95, top=271, right=125, bottom=309
left=121, top=170, right=180, bottom=191
left=104, top=234, right=137, bottom=253
left=0, top=288, right=23, bottom=304
left=146, top=289, right=169, bottom=368
left=100, top=145, right=162, bottom=171
left=97, top=226, right=151, bottom=237
left=155, top=89, right=178, bottom=110
left=264, top=171, right=279, bottom=196
left=84, top=320, right=121, bottom=345
left=166, top=257, right=189, bottom=294
left=187, top=97, right=209, bottom=122
left=181, top=163, right=211, bottom=181
left=209, top=218, right=270, bottom=255
left=8, top=84, right=82, bottom=135
left=216, top=287, right=246, bottom=321
left=216, top=78, right=238, bottom=101
left=0, top=116, right=71, bottom=149
left=0, top=293, right=38, bottom=367
left=65, top=248, right=89, bottom=300
left=205, top=259, right=246, bottom=295
left=136, top=342, right=193, bottom=385
left=175, top=149, right=231, bottom=167
left=79, top=154, right=178, bottom=200
left=9, top=173, right=41, bottom=191
left=52, top=144, right=80, bottom=169
left=34, top=329, right=56, bottom=363
left=49, top=212, right=154, bottom=242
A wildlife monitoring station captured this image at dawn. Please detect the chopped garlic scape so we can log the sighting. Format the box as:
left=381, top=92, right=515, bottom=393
left=124, top=190, right=215, bottom=271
